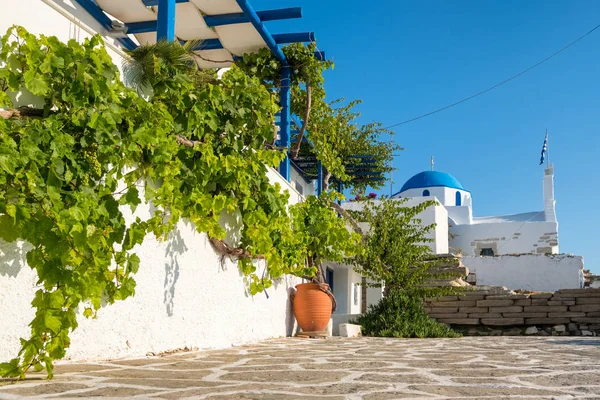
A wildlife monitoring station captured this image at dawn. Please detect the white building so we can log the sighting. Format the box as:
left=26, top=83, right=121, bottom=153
left=392, top=166, right=559, bottom=257
left=331, top=165, right=583, bottom=308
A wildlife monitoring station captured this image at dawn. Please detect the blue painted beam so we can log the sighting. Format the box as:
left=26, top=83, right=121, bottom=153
left=157, top=0, right=176, bottom=41
left=204, top=8, right=302, bottom=27
left=186, top=32, right=314, bottom=51
left=314, top=51, right=326, bottom=61
left=317, top=162, right=323, bottom=195
left=128, top=8, right=303, bottom=34
left=126, top=20, right=157, bottom=35
left=272, top=32, right=314, bottom=43
left=337, top=181, right=343, bottom=204
left=118, top=37, right=138, bottom=51
left=235, top=0, right=287, bottom=64
left=279, top=66, right=291, bottom=180
left=72, top=0, right=112, bottom=30
left=72, top=0, right=138, bottom=51
left=142, top=0, right=188, bottom=6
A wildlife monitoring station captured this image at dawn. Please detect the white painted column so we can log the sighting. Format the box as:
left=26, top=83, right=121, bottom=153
left=544, top=166, right=557, bottom=223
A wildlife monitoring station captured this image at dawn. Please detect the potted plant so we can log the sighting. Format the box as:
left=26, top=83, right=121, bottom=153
left=289, top=193, right=361, bottom=333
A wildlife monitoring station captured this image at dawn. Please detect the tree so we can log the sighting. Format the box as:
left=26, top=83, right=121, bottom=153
left=351, top=198, right=462, bottom=338
left=237, top=46, right=399, bottom=193
left=311, top=99, right=401, bottom=193
left=290, top=193, right=361, bottom=284
left=353, top=198, right=460, bottom=298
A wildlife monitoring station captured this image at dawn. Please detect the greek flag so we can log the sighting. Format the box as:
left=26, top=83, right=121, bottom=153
left=539, top=132, right=548, bottom=165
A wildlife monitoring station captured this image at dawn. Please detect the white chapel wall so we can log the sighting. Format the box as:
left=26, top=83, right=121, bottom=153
left=462, top=254, right=584, bottom=292
left=450, top=220, right=559, bottom=256
left=343, top=197, right=449, bottom=255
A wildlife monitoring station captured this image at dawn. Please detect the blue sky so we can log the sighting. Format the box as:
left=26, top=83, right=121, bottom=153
left=257, top=0, right=600, bottom=272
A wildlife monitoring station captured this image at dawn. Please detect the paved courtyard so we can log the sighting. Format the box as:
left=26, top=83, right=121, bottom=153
left=1, top=337, right=600, bottom=399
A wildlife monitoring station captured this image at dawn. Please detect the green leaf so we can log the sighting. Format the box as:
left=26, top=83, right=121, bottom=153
left=124, top=186, right=141, bottom=212
left=127, top=254, right=140, bottom=274
left=23, top=69, right=49, bottom=96
left=0, top=90, right=12, bottom=107
left=5, top=203, right=16, bottom=220
left=0, top=358, right=21, bottom=378
left=44, top=311, right=62, bottom=334
left=0, top=214, right=19, bottom=242
left=83, top=308, right=93, bottom=318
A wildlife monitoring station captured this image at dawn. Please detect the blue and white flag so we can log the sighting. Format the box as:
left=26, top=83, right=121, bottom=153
left=539, top=132, right=548, bottom=165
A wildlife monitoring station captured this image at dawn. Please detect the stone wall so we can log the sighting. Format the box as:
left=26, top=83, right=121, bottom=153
left=425, top=288, right=600, bottom=336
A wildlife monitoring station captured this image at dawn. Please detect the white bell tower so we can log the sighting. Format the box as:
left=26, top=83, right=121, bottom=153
left=543, top=165, right=556, bottom=222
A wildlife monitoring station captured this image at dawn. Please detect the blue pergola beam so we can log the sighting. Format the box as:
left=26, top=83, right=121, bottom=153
left=317, top=162, right=323, bottom=195
left=205, top=8, right=302, bottom=27
left=279, top=66, right=292, bottom=180
left=127, top=8, right=303, bottom=34
left=157, top=0, right=176, bottom=41
left=72, top=0, right=137, bottom=51
left=186, top=32, right=314, bottom=51
left=235, top=0, right=286, bottom=64
left=142, top=0, right=188, bottom=5
left=272, top=32, right=315, bottom=44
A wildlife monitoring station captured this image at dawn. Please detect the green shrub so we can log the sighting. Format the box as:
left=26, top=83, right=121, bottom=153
left=355, top=290, right=460, bottom=338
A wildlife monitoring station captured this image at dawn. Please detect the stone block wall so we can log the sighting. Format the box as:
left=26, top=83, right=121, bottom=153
left=425, top=288, right=600, bottom=336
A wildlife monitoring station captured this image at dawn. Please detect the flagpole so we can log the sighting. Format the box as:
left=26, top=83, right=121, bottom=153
left=546, top=129, right=549, bottom=167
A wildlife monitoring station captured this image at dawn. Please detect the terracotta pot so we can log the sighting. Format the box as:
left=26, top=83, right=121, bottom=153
left=293, top=283, right=332, bottom=332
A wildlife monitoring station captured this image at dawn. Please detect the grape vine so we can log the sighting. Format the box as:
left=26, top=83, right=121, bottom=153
left=0, top=25, right=390, bottom=379
left=0, top=27, right=305, bottom=378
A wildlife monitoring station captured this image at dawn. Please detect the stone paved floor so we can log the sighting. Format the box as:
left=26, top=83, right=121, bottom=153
left=1, top=337, right=600, bottom=399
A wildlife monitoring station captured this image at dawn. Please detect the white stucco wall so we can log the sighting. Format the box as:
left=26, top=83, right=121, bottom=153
left=397, top=187, right=470, bottom=208
left=342, top=197, right=449, bottom=255
left=462, top=254, right=584, bottom=292
left=1, top=0, right=129, bottom=70
left=289, top=167, right=316, bottom=198
left=328, top=263, right=362, bottom=315
left=366, top=283, right=384, bottom=309
left=1, top=172, right=304, bottom=362
left=446, top=205, right=473, bottom=225
left=451, top=219, right=559, bottom=256
left=0, top=167, right=305, bottom=362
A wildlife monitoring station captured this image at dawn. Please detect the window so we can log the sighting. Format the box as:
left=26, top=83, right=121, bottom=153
left=422, top=189, right=430, bottom=196
left=294, top=180, right=304, bottom=195
left=353, top=284, right=359, bottom=306
left=456, top=191, right=462, bottom=206
left=480, top=248, right=495, bottom=256
left=326, top=268, right=334, bottom=291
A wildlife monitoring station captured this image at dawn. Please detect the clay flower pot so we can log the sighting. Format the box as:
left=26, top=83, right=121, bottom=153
left=293, top=283, right=332, bottom=332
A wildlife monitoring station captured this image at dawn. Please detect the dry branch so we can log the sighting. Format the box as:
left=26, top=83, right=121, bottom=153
left=290, top=78, right=312, bottom=159
left=175, top=135, right=203, bottom=148
left=329, top=201, right=364, bottom=236
left=0, top=107, right=45, bottom=119
left=208, top=236, right=265, bottom=260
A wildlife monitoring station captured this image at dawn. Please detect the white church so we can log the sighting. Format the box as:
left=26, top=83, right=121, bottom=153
left=392, top=165, right=559, bottom=257
left=332, top=164, right=584, bottom=323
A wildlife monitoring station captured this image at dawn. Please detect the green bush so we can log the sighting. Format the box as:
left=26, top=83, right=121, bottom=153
left=355, top=290, right=460, bottom=338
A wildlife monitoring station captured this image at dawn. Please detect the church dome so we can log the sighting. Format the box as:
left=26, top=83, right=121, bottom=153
left=399, top=171, right=466, bottom=192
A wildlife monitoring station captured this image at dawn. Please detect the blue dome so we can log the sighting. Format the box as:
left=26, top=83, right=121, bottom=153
left=399, top=171, right=466, bottom=192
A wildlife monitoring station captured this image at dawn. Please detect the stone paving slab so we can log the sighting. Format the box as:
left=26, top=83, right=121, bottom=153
left=1, top=337, right=600, bottom=399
